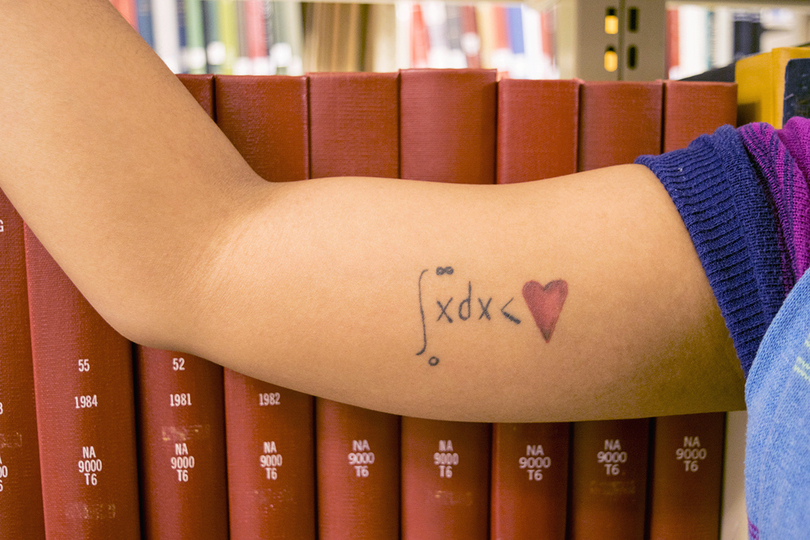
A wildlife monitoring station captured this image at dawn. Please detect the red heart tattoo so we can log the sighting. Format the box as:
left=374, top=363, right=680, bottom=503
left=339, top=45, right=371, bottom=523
left=522, top=280, right=568, bottom=343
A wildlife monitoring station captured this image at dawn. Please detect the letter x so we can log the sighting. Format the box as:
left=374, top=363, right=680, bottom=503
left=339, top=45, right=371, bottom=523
left=437, top=298, right=454, bottom=323
left=478, top=298, right=492, bottom=320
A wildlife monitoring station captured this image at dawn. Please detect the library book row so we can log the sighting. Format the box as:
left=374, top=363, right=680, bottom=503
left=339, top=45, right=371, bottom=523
left=1, top=70, right=739, bottom=539
left=110, top=0, right=559, bottom=78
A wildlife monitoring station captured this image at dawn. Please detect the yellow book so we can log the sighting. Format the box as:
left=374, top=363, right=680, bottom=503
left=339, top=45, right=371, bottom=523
left=735, top=46, right=810, bottom=128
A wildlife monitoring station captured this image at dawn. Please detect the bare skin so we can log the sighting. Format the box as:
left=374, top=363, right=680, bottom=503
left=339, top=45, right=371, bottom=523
left=0, top=0, right=744, bottom=422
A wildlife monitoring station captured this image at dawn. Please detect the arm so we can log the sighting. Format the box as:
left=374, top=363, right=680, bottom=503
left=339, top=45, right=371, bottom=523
left=0, top=0, right=744, bottom=422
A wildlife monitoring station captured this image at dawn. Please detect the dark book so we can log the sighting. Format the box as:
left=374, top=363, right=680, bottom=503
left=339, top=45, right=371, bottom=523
left=783, top=57, right=810, bottom=125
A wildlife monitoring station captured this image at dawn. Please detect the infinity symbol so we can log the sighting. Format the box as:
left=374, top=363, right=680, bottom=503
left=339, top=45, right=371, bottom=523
left=436, top=267, right=454, bottom=276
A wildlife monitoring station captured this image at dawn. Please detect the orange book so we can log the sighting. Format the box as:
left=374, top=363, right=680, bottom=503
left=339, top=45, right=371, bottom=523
left=215, top=75, right=315, bottom=539
left=0, top=190, right=45, bottom=540
left=399, top=69, right=497, bottom=540
left=134, top=74, right=230, bottom=540
left=309, top=72, right=401, bottom=540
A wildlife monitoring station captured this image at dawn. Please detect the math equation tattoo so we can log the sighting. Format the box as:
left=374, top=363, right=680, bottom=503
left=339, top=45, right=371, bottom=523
left=416, top=267, right=568, bottom=366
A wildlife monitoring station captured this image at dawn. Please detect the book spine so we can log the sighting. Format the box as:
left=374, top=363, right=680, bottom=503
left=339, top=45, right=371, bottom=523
left=224, top=374, right=315, bottom=539
left=136, top=0, right=154, bottom=48
left=215, top=75, right=314, bottom=539
left=316, top=400, right=400, bottom=540
left=496, top=79, right=580, bottom=184
left=649, top=81, right=736, bottom=539
left=135, top=348, right=230, bottom=539
left=400, top=69, right=497, bottom=184
left=135, top=74, right=229, bottom=540
left=399, top=69, right=497, bottom=540
left=460, top=6, right=481, bottom=69
left=490, top=423, right=570, bottom=540
left=273, top=1, right=305, bottom=76
left=202, top=0, right=225, bottom=74
left=218, top=0, right=239, bottom=74
left=151, top=0, right=181, bottom=73
left=490, top=75, right=576, bottom=540
left=401, top=418, right=491, bottom=540
left=244, top=0, right=270, bottom=75
left=577, top=82, right=663, bottom=171
left=410, top=5, right=429, bottom=69
left=662, top=80, right=737, bottom=152
left=647, top=413, right=725, bottom=539
left=25, top=228, right=141, bottom=539
left=308, top=71, right=401, bottom=540
left=568, top=419, right=651, bottom=540
left=0, top=190, right=46, bottom=540
left=183, top=0, right=208, bottom=75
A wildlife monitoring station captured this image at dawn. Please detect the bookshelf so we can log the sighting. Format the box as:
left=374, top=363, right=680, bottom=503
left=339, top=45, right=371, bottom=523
left=9, top=1, right=804, bottom=540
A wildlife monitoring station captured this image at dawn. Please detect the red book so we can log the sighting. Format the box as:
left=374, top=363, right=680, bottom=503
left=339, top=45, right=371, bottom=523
left=110, top=0, right=138, bottom=30
left=577, top=81, right=663, bottom=171
left=568, top=419, right=651, bottom=540
left=401, top=418, right=492, bottom=539
left=400, top=69, right=497, bottom=184
left=496, top=78, right=580, bottom=184
left=25, top=229, right=141, bottom=539
left=460, top=7, right=481, bottom=69
left=569, top=82, right=660, bottom=540
left=491, top=77, right=576, bottom=539
left=135, top=74, right=229, bottom=540
left=399, top=69, right=496, bottom=540
left=490, top=423, right=570, bottom=539
left=309, top=71, right=401, bottom=540
left=411, top=5, right=429, bottom=69
left=665, top=9, right=679, bottom=79
left=309, top=72, right=399, bottom=179
left=0, top=190, right=46, bottom=540
left=662, top=80, right=737, bottom=152
left=646, top=81, right=735, bottom=540
left=647, top=413, right=726, bottom=539
left=215, top=75, right=315, bottom=539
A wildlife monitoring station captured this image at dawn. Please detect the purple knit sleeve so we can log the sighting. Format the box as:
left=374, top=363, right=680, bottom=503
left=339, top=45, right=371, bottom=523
left=739, top=118, right=810, bottom=292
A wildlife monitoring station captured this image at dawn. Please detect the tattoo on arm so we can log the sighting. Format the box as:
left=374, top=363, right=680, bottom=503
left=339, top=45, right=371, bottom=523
left=416, top=266, right=569, bottom=366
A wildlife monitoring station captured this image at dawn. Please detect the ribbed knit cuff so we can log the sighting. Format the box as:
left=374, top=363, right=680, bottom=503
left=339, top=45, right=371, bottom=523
left=636, top=126, right=783, bottom=377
